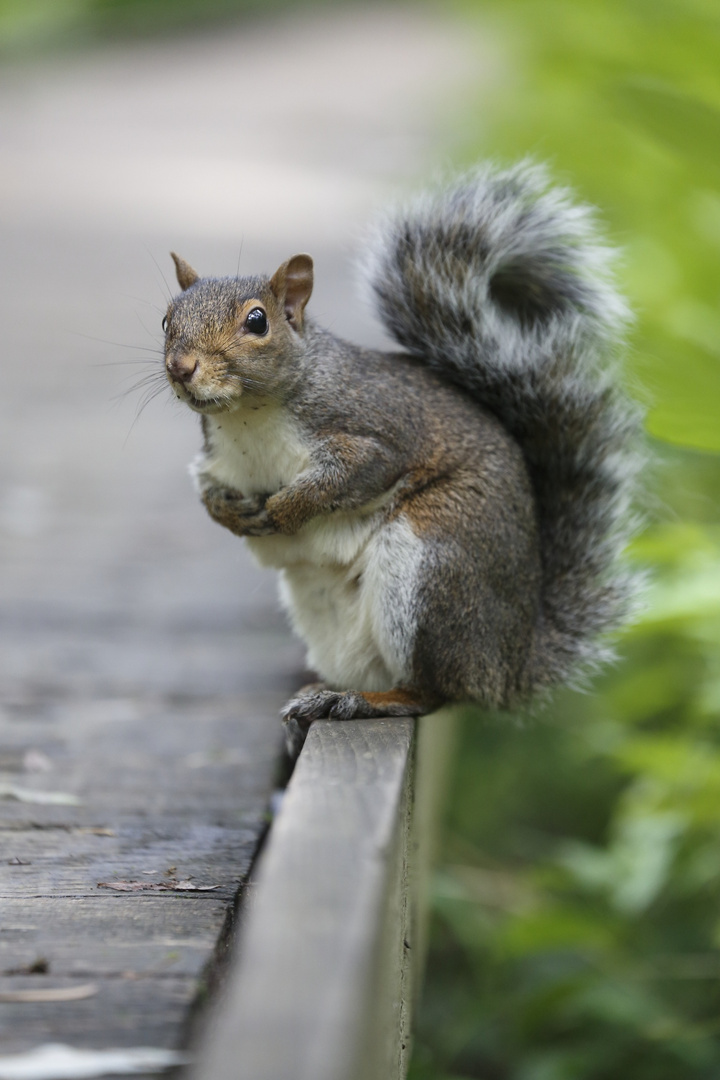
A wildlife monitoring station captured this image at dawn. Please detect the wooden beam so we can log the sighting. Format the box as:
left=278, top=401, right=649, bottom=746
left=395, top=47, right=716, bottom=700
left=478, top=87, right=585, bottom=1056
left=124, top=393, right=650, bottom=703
left=193, top=712, right=455, bottom=1080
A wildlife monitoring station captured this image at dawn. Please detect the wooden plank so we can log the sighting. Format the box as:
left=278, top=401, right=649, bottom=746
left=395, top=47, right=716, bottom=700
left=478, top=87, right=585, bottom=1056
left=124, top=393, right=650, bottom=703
left=193, top=712, right=455, bottom=1080
left=0, top=691, right=286, bottom=1054
left=0, top=975, right=197, bottom=1047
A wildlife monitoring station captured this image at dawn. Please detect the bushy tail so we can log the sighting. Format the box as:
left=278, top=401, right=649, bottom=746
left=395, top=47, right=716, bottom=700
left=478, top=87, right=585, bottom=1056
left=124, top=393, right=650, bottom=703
left=362, top=162, right=643, bottom=692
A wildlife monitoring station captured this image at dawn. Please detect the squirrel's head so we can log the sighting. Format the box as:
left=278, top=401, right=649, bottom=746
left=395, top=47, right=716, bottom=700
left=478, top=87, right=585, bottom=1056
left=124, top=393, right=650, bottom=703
left=163, top=253, right=314, bottom=414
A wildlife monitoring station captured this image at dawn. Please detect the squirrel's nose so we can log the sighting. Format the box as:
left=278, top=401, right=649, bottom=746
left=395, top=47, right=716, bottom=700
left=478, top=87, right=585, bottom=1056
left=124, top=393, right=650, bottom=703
left=166, top=353, right=198, bottom=383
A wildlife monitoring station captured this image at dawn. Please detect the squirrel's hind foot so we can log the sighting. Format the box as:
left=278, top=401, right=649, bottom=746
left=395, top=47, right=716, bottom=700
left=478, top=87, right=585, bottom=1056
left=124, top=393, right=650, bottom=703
left=281, top=685, right=429, bottom=757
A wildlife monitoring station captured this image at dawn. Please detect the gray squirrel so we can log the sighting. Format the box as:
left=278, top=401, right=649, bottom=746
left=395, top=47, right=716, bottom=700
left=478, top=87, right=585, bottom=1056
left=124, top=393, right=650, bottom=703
left=161, top=162, right=642, bottom=751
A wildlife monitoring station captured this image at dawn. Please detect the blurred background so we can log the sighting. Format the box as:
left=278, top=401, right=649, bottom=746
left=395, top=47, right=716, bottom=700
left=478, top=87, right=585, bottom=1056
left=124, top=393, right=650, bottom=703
left=2, top=1, right=720, bottom=1078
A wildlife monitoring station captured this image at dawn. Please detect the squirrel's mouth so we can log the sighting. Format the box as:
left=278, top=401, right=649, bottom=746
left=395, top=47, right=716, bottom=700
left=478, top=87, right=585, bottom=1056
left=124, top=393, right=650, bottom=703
left=185, top=393, right=231, bottom=414
left=170, top=381, right=235, bottom=415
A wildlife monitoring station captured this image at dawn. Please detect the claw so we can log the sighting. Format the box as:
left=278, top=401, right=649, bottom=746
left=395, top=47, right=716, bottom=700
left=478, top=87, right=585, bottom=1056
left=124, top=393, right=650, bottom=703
left=283, top=714, right=309, bottom=759
left=281, top=689, right=372, bottom=725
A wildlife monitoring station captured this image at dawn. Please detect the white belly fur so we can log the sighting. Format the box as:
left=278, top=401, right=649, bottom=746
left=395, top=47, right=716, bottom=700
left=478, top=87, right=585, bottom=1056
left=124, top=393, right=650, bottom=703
left=276, top=513, right=425, bottom=691
left=193, top=402, right=425, bottom=691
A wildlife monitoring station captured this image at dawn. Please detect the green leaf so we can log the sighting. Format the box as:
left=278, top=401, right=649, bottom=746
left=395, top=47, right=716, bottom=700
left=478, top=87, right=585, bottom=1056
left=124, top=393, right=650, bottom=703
left=633, top=333, right=720, bottom=453
left=637, top=561, right=720, bottom=628
left=500, top=906, right=614, bottom=956
left=613, top=80, right=720, bottom=184
left=559, top=813, right=686, bottom=913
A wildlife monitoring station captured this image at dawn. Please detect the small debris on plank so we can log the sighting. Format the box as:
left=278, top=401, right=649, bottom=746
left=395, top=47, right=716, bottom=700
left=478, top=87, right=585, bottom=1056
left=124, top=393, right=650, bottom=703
left=22, top=750, right=53, bottom=773
left=4, top=958, right=49, bottom=976
left=0, top=785, right=81, bottom=806
left=97, top=879, right=221, bottom=892
left=0, top=1041, right=190, bottom=1079
left=0, top=984, right=97, bottom=1003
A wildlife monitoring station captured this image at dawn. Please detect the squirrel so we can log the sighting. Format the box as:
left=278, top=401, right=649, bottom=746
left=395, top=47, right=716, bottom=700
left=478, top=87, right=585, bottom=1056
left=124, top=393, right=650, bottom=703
left=161, top=162, right=642, bottom=752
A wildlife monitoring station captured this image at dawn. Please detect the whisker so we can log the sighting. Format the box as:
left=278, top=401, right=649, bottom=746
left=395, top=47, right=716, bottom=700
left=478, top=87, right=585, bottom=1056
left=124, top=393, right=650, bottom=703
left=122, top=370, right=166, bottom=389
left=135, top=310, right=162, bottom=343
left=68, top=329, right=163, bottom=353
left=145, top=246, right=174, bottom=303
left=224, top=370, right=264, bottom=394
left=113, top=373, right=168, bottom=403
left=123, top=383, right=170, bottom=446
left=122, top=295, right=166, bottom=313
left=97, top=357, right=163, bottom=369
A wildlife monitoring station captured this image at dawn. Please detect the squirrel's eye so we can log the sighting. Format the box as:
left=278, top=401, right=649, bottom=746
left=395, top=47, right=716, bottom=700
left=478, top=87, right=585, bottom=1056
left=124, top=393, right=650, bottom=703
left=162, top=315, right=169, bottom=332
left=245, top=308, right=268, bottom=335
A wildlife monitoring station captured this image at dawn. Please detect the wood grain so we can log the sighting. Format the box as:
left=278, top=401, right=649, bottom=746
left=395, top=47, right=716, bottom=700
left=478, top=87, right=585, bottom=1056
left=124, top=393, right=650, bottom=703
left=0, top=696, right=286, bottom=1054
left=193, top=711, right=456, bottom=1080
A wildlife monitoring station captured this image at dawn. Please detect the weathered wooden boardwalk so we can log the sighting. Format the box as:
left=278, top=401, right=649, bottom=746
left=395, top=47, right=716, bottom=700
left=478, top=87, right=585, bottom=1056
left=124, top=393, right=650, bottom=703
left=0, top=8, right=477, bottom=1069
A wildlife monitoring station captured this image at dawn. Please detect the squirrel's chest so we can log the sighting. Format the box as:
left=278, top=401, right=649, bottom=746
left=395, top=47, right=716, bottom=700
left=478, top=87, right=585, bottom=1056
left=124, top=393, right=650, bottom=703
left=200, top=404, right=311, bottom=496
left=198, top=401, right=387, bottom=573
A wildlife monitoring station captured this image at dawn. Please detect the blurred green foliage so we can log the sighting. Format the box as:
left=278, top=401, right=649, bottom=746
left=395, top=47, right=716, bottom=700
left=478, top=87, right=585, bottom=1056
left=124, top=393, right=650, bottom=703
left=0, top=0, right=318, bottom=52
left=411, top=1, right=720, bottom=1078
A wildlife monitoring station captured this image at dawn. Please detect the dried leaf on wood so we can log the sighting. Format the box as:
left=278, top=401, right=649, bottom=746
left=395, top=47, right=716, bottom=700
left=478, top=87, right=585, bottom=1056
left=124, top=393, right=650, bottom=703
left=97, top=879, right=220, bottom=892
left=0, top=1042, right=190, bottom=1080
left=0, top=983, right=96, bottom=1003
left=169, top=879, right=222, bottom=891
left=0, top=784, right=81, bottom=806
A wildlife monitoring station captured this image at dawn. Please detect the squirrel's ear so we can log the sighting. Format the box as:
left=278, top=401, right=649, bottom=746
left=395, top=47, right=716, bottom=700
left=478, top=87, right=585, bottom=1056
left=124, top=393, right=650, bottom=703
left=170, top=252, right=200, bottom=291
left=270, top=254, right=314, bottom=330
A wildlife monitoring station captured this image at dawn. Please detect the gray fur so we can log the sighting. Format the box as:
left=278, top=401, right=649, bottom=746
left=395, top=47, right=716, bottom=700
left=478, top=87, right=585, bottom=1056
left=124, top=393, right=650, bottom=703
left=361, top=161, right=643, bottom=690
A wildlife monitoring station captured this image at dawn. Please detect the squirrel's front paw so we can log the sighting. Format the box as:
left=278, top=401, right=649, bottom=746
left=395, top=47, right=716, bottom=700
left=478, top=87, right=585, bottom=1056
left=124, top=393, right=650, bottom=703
left=201, top=486, right=275, bottom=537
